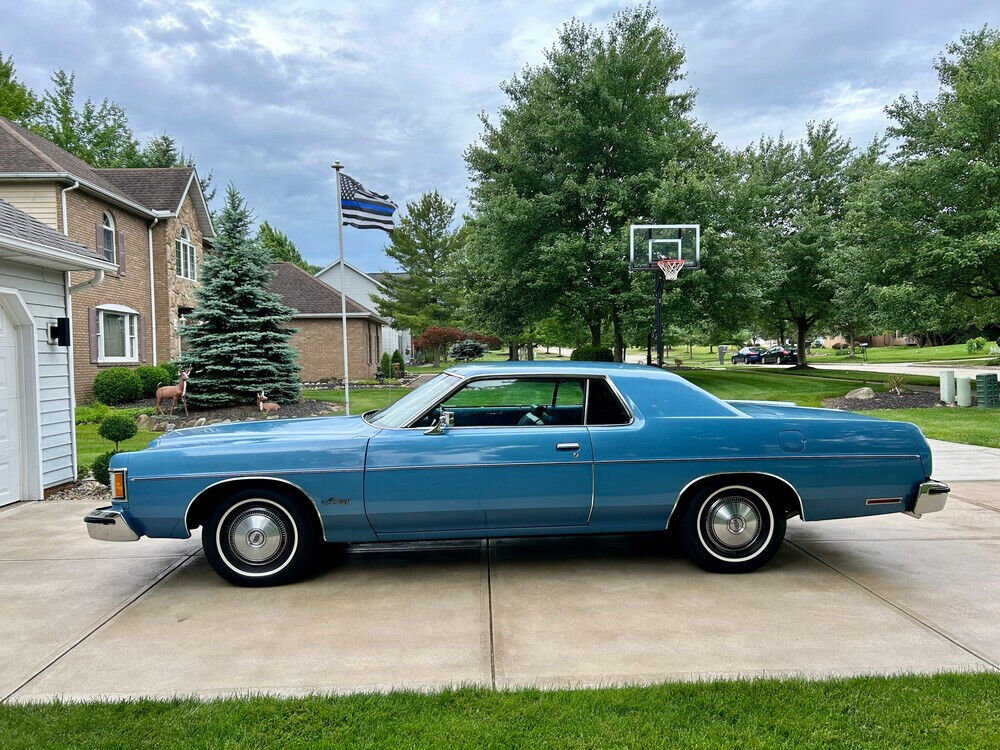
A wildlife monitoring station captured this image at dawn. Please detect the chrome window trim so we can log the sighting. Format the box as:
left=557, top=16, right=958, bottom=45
left=181, top=475, right=328, bottom=542
left=395, top=373, right=632, bottom=430
left=665, top=471, right=807, bottom=527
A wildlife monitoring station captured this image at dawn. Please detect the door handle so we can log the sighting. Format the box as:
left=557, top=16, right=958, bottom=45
left=556, top=442, right=580, bottom=451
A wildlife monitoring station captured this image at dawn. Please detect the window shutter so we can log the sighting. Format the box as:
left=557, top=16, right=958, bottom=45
left=88, top=307, right=99, bottom=364
left=117, top=231, right=125, bottom=274
left=95, top=223, right=103, bottom=253
left=138, top=314, right=147, bottom=362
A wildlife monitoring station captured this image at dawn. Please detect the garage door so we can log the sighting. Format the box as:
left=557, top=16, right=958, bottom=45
left=0, top=303, right=21, bottom=506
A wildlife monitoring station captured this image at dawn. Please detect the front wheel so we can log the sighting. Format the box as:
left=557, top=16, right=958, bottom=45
left=678, top=483, right=785, bottom=573
left=203, top=488, right=317, bottom=586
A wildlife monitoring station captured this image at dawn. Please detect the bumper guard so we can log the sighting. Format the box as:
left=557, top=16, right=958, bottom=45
left=84, top=506, right=140, bottom=542
left=905, top=480, right=950, bottom=519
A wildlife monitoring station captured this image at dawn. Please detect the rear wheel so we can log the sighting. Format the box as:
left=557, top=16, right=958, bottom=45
left=678, top=483, right=785, bottom=573
left=203, top=488, right=317, bottom=586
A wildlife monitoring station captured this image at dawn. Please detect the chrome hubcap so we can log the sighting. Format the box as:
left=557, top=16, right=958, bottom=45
left=706, top=496, right=760, bottom=550
left=228, top=506, right=288, bottom=566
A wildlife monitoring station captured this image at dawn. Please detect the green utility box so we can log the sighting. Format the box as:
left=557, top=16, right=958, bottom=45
left=975, top=373, right=999, bottom=408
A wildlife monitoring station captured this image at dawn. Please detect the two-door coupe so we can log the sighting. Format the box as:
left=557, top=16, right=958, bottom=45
left=85, top=362, right=949, bottom=586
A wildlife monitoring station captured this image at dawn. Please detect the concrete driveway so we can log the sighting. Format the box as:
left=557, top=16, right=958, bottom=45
left=2, top=481, right=998, bottom=703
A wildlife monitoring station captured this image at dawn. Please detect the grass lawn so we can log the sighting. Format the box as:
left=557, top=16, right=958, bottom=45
left=303, top=387, right=411, bottom=413
left=75, top=423, right=159, bottom=471
left=760, top=367, right=940, bottom=388
left=679, top=369, right=874, bottom=408
left=2, top=673, right=998, bottom=749
left=812, top=342, right=994, bottom=364
left=856, top=407, right=1000, bottom=449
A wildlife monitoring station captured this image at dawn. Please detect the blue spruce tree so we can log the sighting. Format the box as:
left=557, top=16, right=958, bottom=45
left=182, top=186, right=301, bottom=407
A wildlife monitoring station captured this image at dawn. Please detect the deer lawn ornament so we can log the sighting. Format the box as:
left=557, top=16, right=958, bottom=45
left=257, top=392, right=281, bottom=412
left=156, top=368, right=192, bottom=416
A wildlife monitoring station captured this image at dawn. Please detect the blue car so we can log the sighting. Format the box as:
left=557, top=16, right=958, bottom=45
left=86, top=362, right=949, bottom=586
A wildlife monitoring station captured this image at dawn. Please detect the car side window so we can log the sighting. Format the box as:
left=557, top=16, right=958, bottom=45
left=586, top=378, right=630, bottom=425
left=434, top=377, right=586, bottom=428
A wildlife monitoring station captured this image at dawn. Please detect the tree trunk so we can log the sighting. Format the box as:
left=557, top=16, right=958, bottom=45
left=508, top=342, right=519, bottom=361
left=589, top=322, right=601, bottom=347
left=612, top=313, right=625, bottom=363
left=526, top=342, right=535, bottom=361
left=777, top=321, right=786, bottom=346
left=646, top=330, right=652, bottom=366
left=848, top=326, right=856, bottom=358
left=433, top=346, right=441, bottom=368
left=796, top=320, right=809, bottom=367
left=709, top=344, right=714, bottom=353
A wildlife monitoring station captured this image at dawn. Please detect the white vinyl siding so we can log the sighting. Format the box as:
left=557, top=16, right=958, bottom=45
left=0, top=258, right=75, bottom=488
left=0, top=184, right=60, bottom=230
left=316, top=261, right=412, bottom=358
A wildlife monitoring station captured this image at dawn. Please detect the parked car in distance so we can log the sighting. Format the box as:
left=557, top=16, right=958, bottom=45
left=763, top=345, right=798, bottom=364
left=86, top=362, right=948, bottom=586
left=731, top=346, right=767, bottom=364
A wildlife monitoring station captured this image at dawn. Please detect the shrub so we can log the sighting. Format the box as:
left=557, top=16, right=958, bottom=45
left=570, top=345, right=614, bottom=362
left=392, top=349, right=405, bottom=376
left=450, top=339, right=488, bottom=361
left=75, top=402, right=112, bottom=425
left=92, top=367, right=142, bottom=405
left=91, top=450, right=117, bottom=486
left=380, top=352, right=393, bottom=378
left=966, top=336, right=988, bottom=353
left=885, top=374, right=908, bottom=394
left=98, top=413, right=138, bottom=450
left=135, top=365, right=171, bottom=398
left=161, top=361, right=180, bottom=383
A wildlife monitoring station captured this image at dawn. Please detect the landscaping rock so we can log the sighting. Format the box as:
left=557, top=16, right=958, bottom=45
left=194, top=417, right=207, bottom=427
left=844, top=386, right=876, bottom=400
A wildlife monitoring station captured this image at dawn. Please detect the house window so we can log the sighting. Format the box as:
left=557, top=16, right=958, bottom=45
left=102, top=212, right=116, bottom=264
left=175, top=226, right=197, bottom=280
left=97, top=306, right=138, bottom=362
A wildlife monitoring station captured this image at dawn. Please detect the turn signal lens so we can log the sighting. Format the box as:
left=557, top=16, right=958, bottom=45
left=110, top=471, right=127, bottom=501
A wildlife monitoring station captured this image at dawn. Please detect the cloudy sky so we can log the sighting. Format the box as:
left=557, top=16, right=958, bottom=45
left=3, top=1, right=998, bottom=270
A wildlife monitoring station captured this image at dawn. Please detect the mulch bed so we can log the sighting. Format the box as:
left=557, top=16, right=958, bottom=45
left=143, top=399, right=342, bottom=427
left=823, top=390, right=945, bottom=410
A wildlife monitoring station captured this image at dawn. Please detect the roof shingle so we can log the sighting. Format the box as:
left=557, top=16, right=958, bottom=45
left=0, top=117, right=145, bottom=208
left=94, top=167, right=194, bottom=212
left=268, top=262, right=376, bottom=316
left=0, top=198, right=107, bottom=262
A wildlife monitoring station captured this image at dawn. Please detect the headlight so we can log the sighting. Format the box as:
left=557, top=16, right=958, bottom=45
left=110, top=469, right=127, bottom=501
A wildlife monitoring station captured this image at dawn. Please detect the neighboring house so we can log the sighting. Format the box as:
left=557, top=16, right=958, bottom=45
left=315, top=260, right=412, bottom=360
left=268, top=262, right=387, bottom=381
left=0, top=116, right=215, bottom=401
left=0, top=198, right=118, bottom=504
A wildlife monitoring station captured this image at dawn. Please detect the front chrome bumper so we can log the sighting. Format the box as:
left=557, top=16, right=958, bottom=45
left=84, top=506, right=140, bottom=542
left=905, top=480, right=950, bottom=518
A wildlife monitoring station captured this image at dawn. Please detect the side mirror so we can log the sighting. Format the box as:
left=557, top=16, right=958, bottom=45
left=424, top=410, right=454, bottom=435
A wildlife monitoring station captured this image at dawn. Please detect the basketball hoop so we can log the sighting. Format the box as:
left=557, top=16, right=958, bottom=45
left=656, top=258, right=686, bottom=281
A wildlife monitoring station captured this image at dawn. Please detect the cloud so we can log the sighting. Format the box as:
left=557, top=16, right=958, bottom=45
left=2, top=0, right=998, bottom=269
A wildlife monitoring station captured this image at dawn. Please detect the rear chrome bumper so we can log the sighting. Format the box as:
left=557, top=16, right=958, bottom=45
left=84, top=506, right=140, bottom=542
left=905, top=480, right=950, bottom=519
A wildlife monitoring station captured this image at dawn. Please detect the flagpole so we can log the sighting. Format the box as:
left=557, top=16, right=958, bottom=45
left=332, top=161, right=351, bottom=416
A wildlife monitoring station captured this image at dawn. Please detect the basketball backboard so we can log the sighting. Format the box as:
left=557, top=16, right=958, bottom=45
left=629, top=224, right=700, bottom=272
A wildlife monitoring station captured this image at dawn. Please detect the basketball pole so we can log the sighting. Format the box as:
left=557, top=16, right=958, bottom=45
left=655, top=273, right=664, bottom=368
left=332, top=161, right=350, bottom=416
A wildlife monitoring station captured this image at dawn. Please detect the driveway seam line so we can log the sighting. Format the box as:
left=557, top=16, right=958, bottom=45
left=1, top=549, right=200, bottom=703
left=786, top=540, right=1000, bottom=672
left=485, top=538, right=496, bottom=689
left=954, top=497, right=1000, bottom=515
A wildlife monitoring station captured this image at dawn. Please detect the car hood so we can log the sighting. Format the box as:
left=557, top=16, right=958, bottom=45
left=146, top=414, right=378, bottom=450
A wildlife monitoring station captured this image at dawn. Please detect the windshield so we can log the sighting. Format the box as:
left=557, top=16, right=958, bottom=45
left=365, top=372, right=462, bottom=428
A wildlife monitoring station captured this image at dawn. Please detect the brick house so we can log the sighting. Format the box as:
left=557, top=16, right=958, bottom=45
left=268, top=262, right=387, bottom=381
left=0, top=116, right=215, bottom=400
left=315, top=260, right=412, bottom=360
